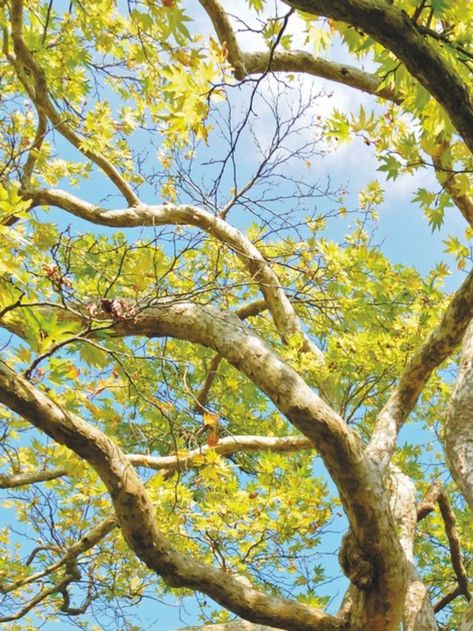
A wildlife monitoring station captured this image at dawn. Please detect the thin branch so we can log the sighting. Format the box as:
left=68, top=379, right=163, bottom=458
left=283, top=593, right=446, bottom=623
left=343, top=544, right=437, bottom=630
left=21, top=108, right=47, bottom=187
left=0, top=571, right=78, bottom=623
left=0, top=358, right=345, bottom=631
left=284, top=0, right=473, bottom=156
left=195, top=352, right=222, bottom=412
left=8, top=0, right=139, bottom=206
left=433, top=584, right=463, bottom=613
left=22, top=186, right=335, bottom=402
left=417, top=483, right=471, bottom=609
left=195, top=298, right=267, bottom=411
left=2, top=516, right=117, bottom=593
left=0, top=467, right=67, bottom=488
left=199, top=0, right=400, bottom=103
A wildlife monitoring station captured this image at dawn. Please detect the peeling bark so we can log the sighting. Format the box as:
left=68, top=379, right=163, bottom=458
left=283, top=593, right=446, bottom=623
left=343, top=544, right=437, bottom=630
left=388, top=469, right=438, bottom=631
left=368, top=266, right=473, bottom=469
left=446, top=321, right=473, bottom=511
left=0, top=360, right=344, bottom=631
left=285, top=0, right=473, bottom=156
left=0, top=295, right=409, bottom=629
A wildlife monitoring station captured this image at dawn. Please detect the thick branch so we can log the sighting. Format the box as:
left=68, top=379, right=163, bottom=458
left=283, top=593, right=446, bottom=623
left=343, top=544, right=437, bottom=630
left=368, top=266, right=473, bottom=468
left=23, top=187, right=334, bottom=399
left=199, top=0, right=400, bottom=102
left=195, top=299, right=267, bottom=410
left=179, top=624, right=281, bottom=631
left=285, top=0, right=473, bottom=156
left=108, top=301, right=406, bottom=629
left=0, top=293, right=408, bottom=628
left=445, top=320, right=473, bottom=513
left=431, top=140, right=473, bottom=226
left=387, top=468, right=437, bottom=631
left=0, top=359, right=344, bottom=631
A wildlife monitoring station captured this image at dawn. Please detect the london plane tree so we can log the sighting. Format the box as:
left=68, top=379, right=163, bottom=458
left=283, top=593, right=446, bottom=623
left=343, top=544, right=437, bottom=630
left=1, top=1, right=473, bottom=630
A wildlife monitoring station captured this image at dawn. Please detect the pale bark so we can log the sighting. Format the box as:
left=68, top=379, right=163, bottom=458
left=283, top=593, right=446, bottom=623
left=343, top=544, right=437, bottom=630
left=460, top=601, right=473, bottom=631
left=23, top=186, right=338, bottom=401
left=0, top=359, right=343, bottom=631
left=446, top=321, right=473, bottom=511
left=179, top=624, right=280, bottom=631
left=0, top=467, right=67, bottom=488
left=388, top=469, right=438, bottom=631
left=200, top=0, right=473, bottom=237
left=367, top=266, right=473, bottom=469
left=431, top=140, right=473, bottom=227
left=0, top=295, right=409, bottom=629
left=199, top=0, right=400, bottom=102
left=108, top=301, right=407, bottom=630
left=285, top=0, right=473, bottom=157
left=128, top=435, right=313, bottom=471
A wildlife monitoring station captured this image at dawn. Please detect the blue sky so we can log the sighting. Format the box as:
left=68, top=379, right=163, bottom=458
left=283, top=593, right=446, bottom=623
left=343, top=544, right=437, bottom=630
left=1, top=2, right=469, bottom=630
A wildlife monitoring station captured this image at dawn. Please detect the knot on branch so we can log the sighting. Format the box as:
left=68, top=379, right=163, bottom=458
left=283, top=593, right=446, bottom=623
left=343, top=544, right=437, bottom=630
left=339, top=531, right=374, bottom=590
left=87, top=298, right=137, bottom=322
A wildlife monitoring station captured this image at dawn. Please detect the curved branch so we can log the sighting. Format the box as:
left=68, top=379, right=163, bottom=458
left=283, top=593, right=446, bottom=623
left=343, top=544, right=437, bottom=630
left=0, top=294, right=408, bottom=628
left=367, top=265, right=473, bottom=468
left=8, top=0, right=139, bottom=206
left=105, top=300, right=407, bottom=628
left=0, top=359, right=344, bottom=631
left=431, top=140, right=473, bottom=226
left=195, top=299, right=267, bottom=411
left=23, top=187, right=335, bottom=400
left=199, top=0, right=473, bottom=235
left=199, top=0, right=400, bottom=102
left=2, top=516, right=117, bottom=593
left=285, top=0, right=473, bottom=156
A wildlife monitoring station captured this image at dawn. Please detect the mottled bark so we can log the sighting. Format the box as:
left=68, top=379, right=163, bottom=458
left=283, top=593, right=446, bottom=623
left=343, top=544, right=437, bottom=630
left=199, top=0, right=399, bottom=102
left=285, top=0, right=473, bottom=156
left=128, top=435, right=313, bottom=472
left=110, top=301, right=407, bottom=630
left=368, top=266, right=473, bottom=469
left=23, top=188, right=322, bottom=354
left=0, top=295, right=409, bottom=629
left=388, top=469, right=438, bottom=631
left=0, top=360, right=343, bottom=631
left=179, top=624, right=280, bottom=631
left=446, top=321, right=473, bottom=511
left=0, top=467, right=68, bottom=488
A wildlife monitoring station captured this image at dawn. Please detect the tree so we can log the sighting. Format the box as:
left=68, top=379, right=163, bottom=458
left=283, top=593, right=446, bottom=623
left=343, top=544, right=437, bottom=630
left=0, top=0, right=473, bottom=629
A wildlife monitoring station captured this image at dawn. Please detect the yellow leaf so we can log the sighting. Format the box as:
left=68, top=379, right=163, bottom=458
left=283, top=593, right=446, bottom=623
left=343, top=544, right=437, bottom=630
left=203, top=412, right=218, bottom=428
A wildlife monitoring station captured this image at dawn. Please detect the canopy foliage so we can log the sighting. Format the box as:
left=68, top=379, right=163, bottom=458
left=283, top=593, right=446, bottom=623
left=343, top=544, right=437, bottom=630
left=1, top=1, right=473, bottom=630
